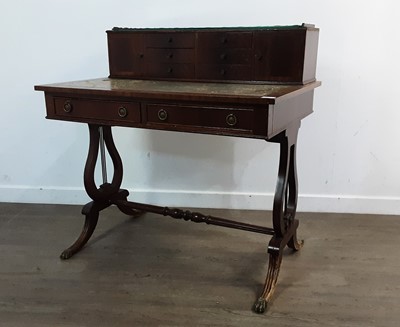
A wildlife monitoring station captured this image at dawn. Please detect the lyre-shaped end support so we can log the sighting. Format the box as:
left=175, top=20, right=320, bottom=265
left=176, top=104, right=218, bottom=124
left=61, top=125, right=141, bottom=259
left=84, top=124, right=124, bottom=202
left=255, top=121, right=303, bottom=313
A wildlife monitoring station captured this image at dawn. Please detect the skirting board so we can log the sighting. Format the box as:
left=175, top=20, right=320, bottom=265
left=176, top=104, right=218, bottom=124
left=0, top=186, right=399, bottom=215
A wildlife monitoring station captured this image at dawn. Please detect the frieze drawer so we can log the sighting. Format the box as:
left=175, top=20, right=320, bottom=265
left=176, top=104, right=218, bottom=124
left=197, top=31, right=253, bottom=48
left=53, top=97, right=141, bottom=124
left=146, top=63, right=195, bottom=79
left=146, top=103, right=254, bottom=132
left=145, top=32, right=195, bottom=48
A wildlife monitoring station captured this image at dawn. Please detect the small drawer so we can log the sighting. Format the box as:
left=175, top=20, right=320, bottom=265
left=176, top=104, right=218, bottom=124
left=145, top=32, right=195, bottom=48
left=197, top=32, right=252, bottom=48
left=196, top=48, right=252, bottom=64
left=146, top=103, right=254, bottom=132
left=196, top=64, right=252, bottom=80
left=145, top=48, right=195, bottom=63
left=146, top=63, right=195, bottom=79
left=54, top=97, right=141, bottom=123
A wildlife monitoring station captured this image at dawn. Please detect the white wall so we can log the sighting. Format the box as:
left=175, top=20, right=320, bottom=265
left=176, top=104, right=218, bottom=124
left=1, top=0, right=399, bottom=214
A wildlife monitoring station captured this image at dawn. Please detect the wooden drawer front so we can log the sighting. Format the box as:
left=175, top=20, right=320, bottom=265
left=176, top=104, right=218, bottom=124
left=54, top=97, right=141, bottom=123
left=145, top=48, right=195, bottom=63
left=146, top=63, right=195, bottom=79
left=146, top=103, right=254, bottom=131
left=196, top=32, right=253, bottom=81
left=197, top=32, right=252, bottom=48
left=196, top=48, right=252, bottom=64
left=145, top=32, right=195, bottom=48
left=197, top=64, right=252, bottom=80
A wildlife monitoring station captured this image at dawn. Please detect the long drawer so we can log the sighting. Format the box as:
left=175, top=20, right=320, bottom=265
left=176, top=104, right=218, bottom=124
left=53, top=97, right=141, bottom=124
left=145, top=103, right=255, bottom=133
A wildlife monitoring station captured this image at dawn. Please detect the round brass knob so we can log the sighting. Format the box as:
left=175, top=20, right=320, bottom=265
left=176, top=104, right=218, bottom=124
left=158, top=109, right=168, bottom=121
left=63, top=101, right=72, bottom=113
left=226, top=113, right=237, bottom=126
left=118, top=106, right=127, bottom=118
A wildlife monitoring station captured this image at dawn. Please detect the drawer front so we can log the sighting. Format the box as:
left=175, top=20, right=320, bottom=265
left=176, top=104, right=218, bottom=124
left=197, top=32, right=252, bottom=48
left=196, top=48, right=252, bottom=64
left=146, top=63, right=195, bottom=79
left=146, top=103, right=254, bottom=132
left=145, top=32, right=195, bottom=48
left=145, top=48, right=195, bottom=63
left=196, top=64, right=252, bottom=80
left=54, top=97, right=141, bottom=123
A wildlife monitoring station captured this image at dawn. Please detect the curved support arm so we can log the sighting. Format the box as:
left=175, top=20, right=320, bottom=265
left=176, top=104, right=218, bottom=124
left=272, top=137, right=290, bottom=237
left=83, top=124, right=124, bottom=202
left=84, top=124, right=101, bottom=201
left=269, top=121, right=300, bottom=238
left=286, top=144, right=298, bottom=223
left=102, top=126, right=123, bottom=192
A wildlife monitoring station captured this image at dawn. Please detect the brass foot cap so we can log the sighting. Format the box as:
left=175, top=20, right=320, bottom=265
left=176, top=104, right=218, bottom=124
left=253, top=297, right=267, bottom=314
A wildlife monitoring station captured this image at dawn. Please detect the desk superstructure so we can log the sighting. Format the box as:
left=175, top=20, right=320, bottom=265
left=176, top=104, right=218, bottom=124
left=35, top=24, right=320, bottom=313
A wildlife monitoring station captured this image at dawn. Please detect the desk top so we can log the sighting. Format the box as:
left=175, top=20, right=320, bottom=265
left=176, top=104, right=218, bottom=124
left=35, top=78, right=321, bottom=105
left=35, top=78, right=320, bottom=139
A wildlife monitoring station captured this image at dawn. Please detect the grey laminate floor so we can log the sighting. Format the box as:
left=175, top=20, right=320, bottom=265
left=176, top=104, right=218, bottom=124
left=0, top=203, right=399, bottom=326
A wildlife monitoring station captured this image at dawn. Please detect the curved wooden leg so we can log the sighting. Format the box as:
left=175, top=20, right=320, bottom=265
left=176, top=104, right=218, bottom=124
left=287, top=229, right=304, bottom=251
left=253, top=249, right=282, bottom=313
left=60, top=201, right=102, bottom=260
left=254, top=223, right=302, bottom=313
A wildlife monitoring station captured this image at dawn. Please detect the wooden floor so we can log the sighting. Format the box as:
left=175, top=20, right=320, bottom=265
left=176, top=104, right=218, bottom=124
left=0, top=203, right=399, bottom=327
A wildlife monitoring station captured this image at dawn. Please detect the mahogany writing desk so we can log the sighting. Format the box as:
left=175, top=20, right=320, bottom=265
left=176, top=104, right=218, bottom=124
left=35, top=25, right=320, bottom=313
